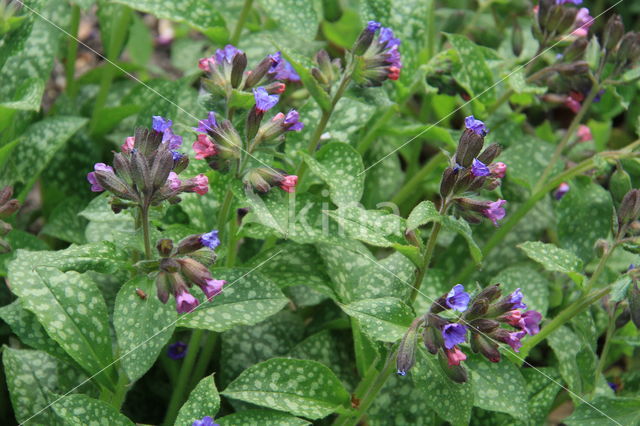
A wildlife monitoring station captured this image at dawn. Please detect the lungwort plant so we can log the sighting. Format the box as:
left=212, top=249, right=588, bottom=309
left=2, top=0, right=640, bottom=425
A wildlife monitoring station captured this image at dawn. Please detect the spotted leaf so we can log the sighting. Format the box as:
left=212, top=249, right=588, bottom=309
left=339, top=297, right=414, bottom=342
left=52, top=394, right=133, bottom=426
left=518, top=241, right=584, bottom=285
left=175, top=375, right=220, bottom=426
left=258, top=0, right=319, bottom=40
left=216, top=409, right=310, bottom=425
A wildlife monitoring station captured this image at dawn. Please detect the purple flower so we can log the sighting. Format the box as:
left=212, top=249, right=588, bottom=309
left=162, top=129, right=182, bottom=150
left=471, top=159, right=490, bottom=177
left=503, top=330, right=526, bottom=352
left=167, top=172, right=181, bottom=190
left=193, top=111, right=218, bottom=133
left=192, top=416, right=219, bottom=426
left=442, top=323, right=467, bottom=349
left=171, top=151, right=183, bottom=161
left=284, top=110, right=304, bottom=131
left=518, top=310, right=542, bottom=335
left=594, top=89, right=605, bottom=103
left=268, top=52, right=301, bottom=82
left=167, top=341, right=187, bottom=360
left=175, top=289, right=199, bottom=314
left=464, top=115, right=488, bottom=136
left=253, top=87, right=279, bottom=113
left=379, top=27, right=400, bottom=49
left=445, top=284, right=470, bottom=312
left=556, top=0, right=582, bottom=4
left=86, top=163, right=113, bottom=192
left=483, top=199, right=506, bottom=226
left=215, top=44, right=242, bottom=64
left=554, top=182, right=570, bottom=200
left=201, top=230, right=220, bottom=250
left=367, top=20, right=381, bottom=33
left=200, top=279, right=225, bottom=300
left=153, top=116, right=173, bottom=133
left=506, top=288, right=527, bottom=310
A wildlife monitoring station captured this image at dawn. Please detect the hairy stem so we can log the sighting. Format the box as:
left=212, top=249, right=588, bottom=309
left=409, top=221, right=442, bottom=304
left=230, top=0, right=254, bottom=45
left=110, top=372, right=129, bottom=410
left=140, top=205, right=152, bottom=260
left=592, top=308, right=617, bottom=398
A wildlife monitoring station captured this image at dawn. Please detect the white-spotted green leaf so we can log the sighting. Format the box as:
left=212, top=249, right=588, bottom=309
left=412, top=348, right=474, bottom=426
left=611, top=275, right=633, bottom=303
left=41, top=197, right=88, bottom=244
left=0, top=116, right=87, bottom=200
left=216, top=409, right=310, bottom=425
left=556, top=176, right=613, bottom=263
left=360, top=0, right=391, bottom=23
left=175, top=375, right=220, bottom=426
left=0, top=78, right=44, bottom=111
left=446, top=33, right=495, bottom=104
left=565, top=397, right=640, bottom=425
left=177, top=268, right=288, bottom=331
left=303, top=143, right=365, bottom=207
left=7, top=267, right=116, bottom=389
left=327, top=206, right=406, bottom=247
left=492, top=264, right=550, bottom=315
left=259, top=0, right=318, bottom=40
left=2, top=347, right=62, bottom=425
left=467, top=356, right=528, bottom=419
left=518, top=241, right=584, bottom=285
left=52, top=394, right=134, bottom=426
left=339, top=297, right=414, bottom=342
left=0, top=229, right=48, bottom=276
left=548, top=326, right=590, bottom=397
left=441, top=215, right=482, bottom=264
left=114, top=275, right=177, bottom=382
left=499, top=136, right=563, bottom=190
left=222, top=358, right=350, bottom=420
left=522, top=367, right=561, bottom=425
left=407, top=200, right=441, bottom=231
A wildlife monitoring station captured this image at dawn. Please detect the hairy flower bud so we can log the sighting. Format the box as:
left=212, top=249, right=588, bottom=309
left=397, top=318, right=422, bottom=376
left=464, top=299, right=489, bottom=320
left=476, top=283, right=502, bottom=302
left=0, top=238, right=10, bottom=254
left=130, top=151, right=152, bottom=195
left=0, top=186, right=13, bottom=206
left=95, top=170, right=136, bottom=201
left=156, top=238, right=174, bottom=257
left=618, top=189, right=640, bottom=229
left=468, top=318, right=500, bottom=333
left=173, top=154, right=190, bottom=174
left=353, top=23, right=377, bottom=55
left=470, top=333, right=501, bottom=363
left=156, top=272, right=170, bottom=304
left=511, top=19, right=523, bottom=57
left=422, top=325, right=440, bottom=354
left=563, top=38, right=588, bottom=62
left=151, top=149, right=174, bottom=190
left=179, top=257, right=212, bottom=287
left=0, top=220, right=11, bottom=237
left=630, top=282, right=640, bottom=329
left=311, top=67, right=329, bottom=85
left=177, top=234, right=205, bottom=254
left=604, top=15, right=625, bottom=51
left=610, top=164, right=632, bottom=205
left=440, top=167, right=457, bottom=198
left=231, top=52, right=247, bottom=88
left=113, top=153, right=133, bottom=184
left=159, top=257, right=181, bottom=273
left=437, top=349, right=468, bottom=383
left=245, top=56, right=275, bottom=88
left=0, top=199, right=19, bottom=217
left=455, top=129, right=484, bottom=167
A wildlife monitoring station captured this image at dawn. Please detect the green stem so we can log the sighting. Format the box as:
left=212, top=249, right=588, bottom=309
left=592, top=308, right=617, bottom=398
left=188, top=332, right=219, bottom=391
left=518, top=285, right=612, bottom=359
left=140, top=206, right=152, bottom=260
left=409, top=220, right=442, bottom=304
left=391, top=152, right=446, bottom=206
left=425, top=0, right=436, bottom=60
left=110, top=372, right=129, bottom=410
left=65, top=4, right=81, bottom=98
left=585, top=244, right=615, bottom=293
left=163, top=329, right=204, bottom=425
left=89, top=6, right=132, bottom=133
left=218, top=188, right=234, bottom=231
left=230, top=0, right=254, bottom=45
left=356, top=105, right=398, bottom=155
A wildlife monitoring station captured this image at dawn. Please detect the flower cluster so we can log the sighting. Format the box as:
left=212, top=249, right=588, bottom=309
left=0, top=186, right=20, bottom=254
left=440, top=116, right=507, bottom=226
left=535, top=0, right=587, bottom=41
left=397, top=283, right=542, bottom=383
left=151, top=230, right=226, bottom=314
left=87, top=117, right=209, bottom=210
left=351, top=21, right=402, bottom=86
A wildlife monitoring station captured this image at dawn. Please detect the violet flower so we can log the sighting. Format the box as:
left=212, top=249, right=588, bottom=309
left=193, top=111, right=218, bottom=133
left=554, top=182, right=570, bottom=200
left=86, top=163, right=113, bottom=192
left=269, top=51, right=301, bottom=82
left=465, top=115, right=488, bottom=136
left=445, top=284, right=470, bottom=312
left=506, top=288, right=527, bottom=310
left=253, top=87, right=279, bottom=113
left=504, top=330, right=526, bottom=352
left=483, top=199, right=506, bottom=226
left=167, top=341, right=187, bottom=360
left=192, top=416, right=219, bottom=426
left=518, top=310, right=542, bottom=335
left=442, top=323, right=467, bottom=349
left=366, top=20, right=381, bottom=33
left=200, top=279, right=226, bottom=300
left=215, top=44, right=243, bottom=64
left=283, top=110, right=304, bottom=131
left=471, top=159, right=490, bottom=177
left=201, top=230, right=220, bottom=250
left=167, top=172, right=181, bottom=190
left=175, top=289, right=199, bottom=314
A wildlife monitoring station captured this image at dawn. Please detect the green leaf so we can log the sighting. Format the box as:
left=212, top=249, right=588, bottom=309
left=547, top=326, right=589, bottom=396
left=327, top=206, right=406, bottom=247
left=41, top=198, right=88, bottom=244
left=412, top=348, right=473, bottom=426
left=467, top=356, right=528, bottom=419
left=0, top=78, right=44, bottom=111
left=303, top=143, right=365, bottom=207
left=611, top=275, right=633, bottom=303
left=222, top=358, right=350, bottom=420
left=175, top=375, right=220, bottom=426
left=441, top=216, right=482, bottom=264
left=0, top=229, right=48, bottom=276
left=499, top=136, right=563, bottom=190
left=556, top=177, right=613, bottom=263
left=339, top=297, right=414, bottom=342
left=407, top=200, right=440, bottom=231
left=321, top=10, right=361, bottom=48
left=216, top=409, right=310, bottom=425
left=259, top=0, right=319, bottom=40
left=446, top=33, right=495, bottom=104
left=114, top=275, right=177, bottom=382
left=492, top=264, right=550, bottom=315
left=177, top=268, right=288, bottom=331
left=518, top=241, right=584, bottom=285
left=0, top=116, right=87, bottom=200
left=7, top=267, right=116, bottom=389
left=52, top=394, right=134, bottom=426
left=522, top=367, right=561, bottom=425
left=360, top=0, right=391, bottom=23
left=565, top=396, right=640, bottom=425
left=279, top=49, right=331, bottom=111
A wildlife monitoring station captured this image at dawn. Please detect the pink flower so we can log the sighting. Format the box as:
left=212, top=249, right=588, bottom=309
left=121, top=136, right=135, bottom=153
left=503, top=310, right=522, bottom=326
left=279, top=175, right=298, bottom=193
left=572, top=8, right=593, bottom=37
left=193, top=174, right=209, bottom=195
left=518, top=310, right=542, bottom=335
left=175, top=289, right=199, bottom=314
left=554, top=182, right=570, bottom=200
left=504, top=331, right=526, bottom=352
left=86, top=163, right=114, bottom=192
left=490, top=162, right=507, bottom=178
left=483, top=199, right=506, bottom=226
left=167, top=172, right=181, bottom=190
left=564, top=91, right=583, bottom=113
left=198, top=56, right=214, bottom=72
left=577, top=124, right=592, bottom=142
left=193, top=134, right=217, bottom=160
left=200, top=279, right=226, bottom=300
left=445, top=346, right=467, bottom=366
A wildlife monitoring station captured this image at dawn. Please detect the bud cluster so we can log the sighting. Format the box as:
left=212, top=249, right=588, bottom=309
left=0, top=186, right=20, bottom=254
left=149, top=230, right=226, bottom=314
left=535, top=0, right=592, bottom=42
left=440, top=116, right=507, bottom=227
left=601, top=15, right=640, bottom=77
left=310, top=50, right=342, bottom=91
left=351, top=21, right=402, bottom=86
left=87, top=116, right=209, bottom=211
left=397, top=283, right=542, bottom=383
left=617, top=189, right=640, bottom=241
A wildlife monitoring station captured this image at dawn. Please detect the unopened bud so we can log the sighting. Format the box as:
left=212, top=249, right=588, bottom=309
left=159, top=257, right=180, bottom=273
left=0, top=199, right=19, bottom=217
left=396, top=318, right=422, bottom=376
left=464, top=299, right=489, bottom=320
left=440, top=167, right=457, bottom=198
left=113, top=153, right=133, bottom=183
left=610, top=165, right=632, bottom=205
left=130, top=150, right=152, bottom=194
left=178, top=257, right=211, bottom=286
left=468, top=318, right=500, bottom=333
left=173, top=155, right=189, bottom=174
left=0, top=238, right=10, bottom=254
left=177, top=234, right=205, bottom=254
left=422, top=325, right=440, bottom=354
left=538, top=0, right=555, bottom=31
left=616, top=307, right=631, bottom=329
left=630, top=282, right=640, bottom=329
left=511, top=19, right=523, bottom=57
left=557, top=61, right=589, bottom=76
left=353, top=25, right=376, bottom=55
left=476, top=283, right=502, bottom=303
left=470, top=333, right=501, bottom=362
left=618, top=189, right=640, bottom=228
left=617, top=32, right=639, bottom=63
left=604, top=15, right=625, bottom=51
left=0, top=220, right=11, bottom=236
left=151, top=149, right=174, bottom=190
left=437, top=350, right=468, bottom=383
left=245, top=56, right=275, bottom=88
left=594, top=239, right=609, bottom=258
left=156, top=238, right=174, bottom=257
left=316, top=49, right=334, bottom=81
left=563, top=38, right=588, bottom=62
left=156, top=272, right=170, bottom=304
left=0, top=186, right=13, bottom=205
left=231, top=52, right=247, bottom=88
left=455, top=129, right=484, bottom=167
left=95, top=171, right=135, bottom=201
left=311, top=67, right=329, bottom=85
left=545, top=5, right=565, bottom=33
left=246, top=107, right=262, bottom=142
left=557, top=8, right=578, bottom=34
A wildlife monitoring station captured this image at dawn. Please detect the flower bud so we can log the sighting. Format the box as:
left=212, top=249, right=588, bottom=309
left=0, top=238, right=10, bottom=254
left=468, top=318, right=500, bottom=333
left=150, top=149, right=174, bottom=190
left=95, top=170, right=136, bottom=201
left=130, top=150, right=152, bottom=195
left=0, top=220, right=11, bottom=237
left=557, top=8, right=578, bottom=35
left=617, top=32, right=639, bottom=64
left=156, top=272, right=170, bottom=304
left=440, top=167, right=457, bottom=198
left=246, top=106, right=262, bottom=141
left=464, top=299, right=489, bottom=320
left=353, top=24, right=377, bottom=55
left=616, top=307, right=630, bottom=329
left=557, top=61, right=590, bottom=76
left=0, top=199, right=19, bottom=217
left=476, top=283, right=502, bottom=303
left=610, top=165, right=632, bottom=205
left=311, top=67, right=329, bottom=85
left=455, top=129, right=484, bottom=167
left=178, top=257, right=212, bottom=287
left=563, top=38, right=588, bottom=62
left=618, top=189, right=640, bottom=228
left=173, top=155, right=190, bottom=174
left=0, top=186, right=13, bottom=206
left=113, top=153, right=133, bottom=184
left=538, top=0, right=555, bottom=31
left=177, top=234, right=205, bottom=254
left=604, top=15, right=625, bottom=51
left=156, top=238, right=174, bottom=257
left=437, top=349, right=468, bottom=383
left=316, top=49, right=335, bottom=81
left=396, top=318, right=422, bottom=376
left=594, top=239, right=609, bottom=258
left=511, top=19, right=523, bottom=57
left=630, top=282, right=640, bottom=329
left=422, top=325, right=440, bottom=354
left=244, top=169, right=272, bottom=193
left=545, top=5, right=565, bottom=33
left=231, top=52, right=247, bottom=88
left=470, top=333, right=501, bottom=363
left=159, top=257, right=181, bottom=273
left=245, top=56, right=275, bottom=88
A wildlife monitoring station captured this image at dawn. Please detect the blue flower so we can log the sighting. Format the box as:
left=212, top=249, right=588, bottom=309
left=163, top=129, right=182, bottom=150
left=171, top=151, right=183, bottom=161
left=556, top=0, right=582, bottom=4
left=442, top=323, right=467, bottom=349
left=379, top=27, right=400, bottom=49
left=268, top=52, right=301, bottom=82
left=201, top=230, right=220, bottom=250
left=152, top=116, right=173, bottom=133
left=464, top=115, right=488, bottom=136
left=253, top=87, right=279, bottom=113
left=215, top=44, right=242, bottom=64
left=445, top=284, right=470, bottom=312
left=193, top=111, right=218, bottom=133
left=471, top=158, right=490, bottom=177
left=506, top=288, right=527, bottom=310
left=167, top=341, right=187, bottom=360
left=367, top=20, right=381, bottom=33
left=192, top=416, right=219, bottom=426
